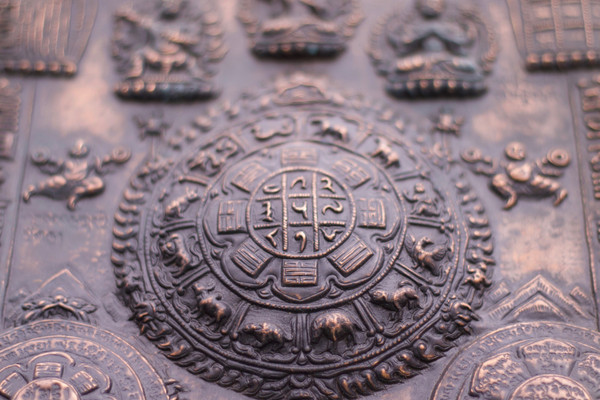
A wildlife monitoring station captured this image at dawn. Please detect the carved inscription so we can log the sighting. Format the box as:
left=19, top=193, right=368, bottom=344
left=112, top=73, right=494, bottom=399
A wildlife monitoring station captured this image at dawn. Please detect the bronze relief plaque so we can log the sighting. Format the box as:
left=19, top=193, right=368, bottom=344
left=2, top=0, right=600, bottom=399
left=113, top=74, right=493, bottom=399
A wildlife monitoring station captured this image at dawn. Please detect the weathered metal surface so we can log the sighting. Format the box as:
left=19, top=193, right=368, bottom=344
left=0, top=0, right=599, bottom=399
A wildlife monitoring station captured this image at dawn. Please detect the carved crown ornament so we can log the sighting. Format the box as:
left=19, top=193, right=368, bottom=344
left=112, top=73, right=494, bottom=399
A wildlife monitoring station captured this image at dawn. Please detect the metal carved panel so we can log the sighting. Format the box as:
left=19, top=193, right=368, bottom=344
left=0, top=0, right=599, bottom=400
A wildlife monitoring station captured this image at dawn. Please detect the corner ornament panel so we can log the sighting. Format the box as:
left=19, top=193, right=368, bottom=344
left=112, top=74, right=495, bottom=399
left=0, top=320, right=170, bottom=400
left=432, top=322, right=600, bottom=400
left=369, top=0, right=497, bottom=97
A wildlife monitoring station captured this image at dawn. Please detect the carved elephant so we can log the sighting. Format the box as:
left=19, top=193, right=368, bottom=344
left=311, top=311, right=361, bottom=353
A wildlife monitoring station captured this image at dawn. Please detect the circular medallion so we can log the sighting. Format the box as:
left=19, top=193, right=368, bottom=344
left=113, top=74, right=494, bottom=399
left=432, top=322, right=600, bottom=400
left=0, top=320, right=169, bottom=400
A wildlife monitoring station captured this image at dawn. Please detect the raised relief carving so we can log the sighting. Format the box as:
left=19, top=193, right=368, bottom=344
left=238, top=0, right=364, bottom=57
left=462, top=142, right=570, bottom=209
left=8, top=269, right=97, bottom=326
left=507, top=0, right=600, bottom=70
left=575, top=76, right=600, bottom=323
left=369, top=0, right=497, bottom=97
left=0, top=78, right=19, bottom=162
left=0, top=320, right=173, bottom=400
left=488, top=275, right=592, bottom=322
left=112, top=0, right=226, bottom=101
left=112, top=73, right=494, bottom=399
left=22, top=140, right=131, bottom=210
left=432, top=322, right=600, bottom=400
left=0, top=0, right=97, bottom=75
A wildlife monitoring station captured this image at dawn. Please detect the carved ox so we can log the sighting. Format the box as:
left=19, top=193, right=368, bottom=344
left=311, top=312, right=362, bottom=354
left=371, top=285, right=420, bottom=320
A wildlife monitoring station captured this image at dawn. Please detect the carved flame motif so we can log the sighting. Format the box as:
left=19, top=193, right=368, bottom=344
left=113, top=73, right=494, bottom=399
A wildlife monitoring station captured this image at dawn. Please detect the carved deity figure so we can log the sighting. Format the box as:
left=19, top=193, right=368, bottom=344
left=113, top=0, right=224, bottom=99
left=261, top=0, right=352, bottom=32
left=370, top=0, right=496, bottom=96
left=116, top=0, right=204, bottom=80
left=462, top=142, right=570, bottom=209
left=390, top=0, right=478, bottom=77
left=23, top=140, right=131, bottom=210
left=239, top=0, right=362, bottom=56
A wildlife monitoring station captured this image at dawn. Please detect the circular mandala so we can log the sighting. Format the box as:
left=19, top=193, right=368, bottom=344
left=0, top=320, right=169, bottom=400
left=432, top=322, right=600, bottom=400
left=113, top=74, right=494, bottom=399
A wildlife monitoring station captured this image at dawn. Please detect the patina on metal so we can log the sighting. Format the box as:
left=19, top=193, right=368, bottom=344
left=0, top=0, right=599, bottom=399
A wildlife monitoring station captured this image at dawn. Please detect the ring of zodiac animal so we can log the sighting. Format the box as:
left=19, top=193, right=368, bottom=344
left=23, top=140, right=131, bottom=210
left=462, top=142, right=570, bottom=209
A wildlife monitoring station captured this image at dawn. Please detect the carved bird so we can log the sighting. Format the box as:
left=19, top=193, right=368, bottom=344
left=405, top=235, right=449, bottom=276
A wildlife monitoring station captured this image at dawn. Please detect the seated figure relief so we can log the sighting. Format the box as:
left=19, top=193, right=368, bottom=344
left=113, top=0, right=225, bottom=101
left=238, top=0, right=363, bottom=57
left=369, top=0, right=497, bottom=97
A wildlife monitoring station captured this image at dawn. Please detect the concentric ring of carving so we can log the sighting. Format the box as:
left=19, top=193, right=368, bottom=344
left=432, top=322, right=600, bottom=400
left=113, top=74, right=494, bottom=399
left=200, top=143, right=405, bottom=310
left=0, top=320, right=169, bottom=400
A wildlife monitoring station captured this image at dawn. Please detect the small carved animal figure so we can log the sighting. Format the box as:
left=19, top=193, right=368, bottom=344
left=311, top=311, right=361, bottom=353
left=242, top=322, right=291, bottom=349
left=371, top=285, right=420, bottom=319
left=159, top=233, right=193, bottom=277
left=193, top=283, right=231, bottom=329
left=405, top=235, right=449, bottom=276
left=312, top=119, right=349, bottom=142
left=164, top=190, right=200, bottom=219
left=371, top=137, right=400, bottom=168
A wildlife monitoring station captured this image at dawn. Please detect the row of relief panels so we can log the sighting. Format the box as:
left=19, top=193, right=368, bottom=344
left=0, top=0, right=600, bottom=399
